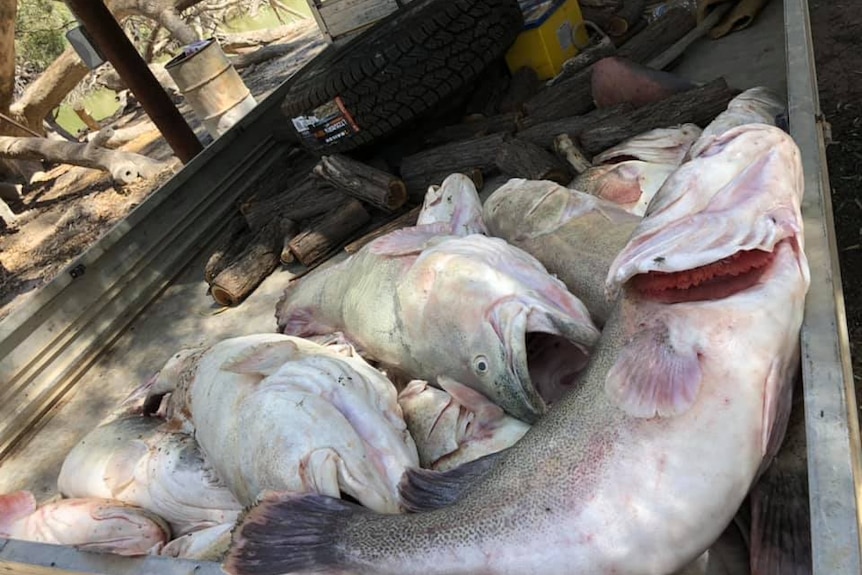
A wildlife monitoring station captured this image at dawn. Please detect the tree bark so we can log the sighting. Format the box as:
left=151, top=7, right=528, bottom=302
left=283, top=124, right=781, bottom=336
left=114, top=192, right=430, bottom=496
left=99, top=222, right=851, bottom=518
left=240, top=177, right=346, bottom=232
left=399, top=132, right=507, bottom=200
left=344, top=205, right=422, bottom=254
left=547, top=37, right=617, bottom=86
left=424, top=113, right=519, bottom=147
left=499, top=67, right=542, bottom=114
left=87, top=122, right=160, bottom=149
left=522, top=66, right=595, bottom=125
left=210, top=217, right=282, bottom=307
left=288, top=199, right=371, bottom=266
left=313, top=154, right=407, bottom=213
left=616, top=7, right=697, bottom=65
left=579, top=78, right=737, bottom=155
left=0, top=136, right=169, bottom=184
left=204, top=214, right=252, bottom=284
left=516, top=103, right=634, bottom=149
left=0, top=1, right=16, bottom=114
left=279, top=218, right=299, bottom=264
left=7, top=48, right=90, bottom=136
left=495, top=136, right=572, bottom=184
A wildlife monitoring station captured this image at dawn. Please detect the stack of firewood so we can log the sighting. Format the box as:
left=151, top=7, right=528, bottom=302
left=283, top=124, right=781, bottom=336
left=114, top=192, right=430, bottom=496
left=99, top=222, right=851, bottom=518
left=204, top=5, right=739, bottom=307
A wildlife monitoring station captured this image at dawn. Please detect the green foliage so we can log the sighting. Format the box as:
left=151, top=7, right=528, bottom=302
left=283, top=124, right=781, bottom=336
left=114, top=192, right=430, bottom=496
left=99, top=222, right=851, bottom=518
left=15, top=0, right=75, bottom=72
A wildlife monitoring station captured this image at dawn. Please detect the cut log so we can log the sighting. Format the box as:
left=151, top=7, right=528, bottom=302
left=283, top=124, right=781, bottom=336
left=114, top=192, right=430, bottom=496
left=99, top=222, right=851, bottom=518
left=240, top=176, right=346, bottom=231
left=521, top=66, right=595, bottom=124
left=288, top=199, right=371, bottom=266
left=280, top=218, right=300, bottom=264
left=210, top=218, right=282, bottom=307
left=229, top=43, right=298, bottom=70
left=499, top=67, right=542, bottom=114
left=0, top=136, right=169, bottom=184
left=579, top=78, right=738, bottom=155
left=399, top=132, right=507, bottom=199
left=554, top=135, right=592, bottom=174
left=548, top=37, right=617, bottom=86
left=495, top=136, right=573, bottom=184
left=517, top=104, right=635, bottom=149
left=616, top=7, right=697, bottom=65
left=313, top=154, right=407, bottom=212
left=204, top=215, right=251, bottom=284
left=217, top=22, right=313, bottom=53
left=344, top=205, right=423, bottom=254
left=424, top=113, right=519, bottom=147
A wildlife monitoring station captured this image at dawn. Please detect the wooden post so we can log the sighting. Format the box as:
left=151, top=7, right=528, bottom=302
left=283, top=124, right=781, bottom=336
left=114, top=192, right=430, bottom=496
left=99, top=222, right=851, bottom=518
left=288, top=199, right=371, bottom=266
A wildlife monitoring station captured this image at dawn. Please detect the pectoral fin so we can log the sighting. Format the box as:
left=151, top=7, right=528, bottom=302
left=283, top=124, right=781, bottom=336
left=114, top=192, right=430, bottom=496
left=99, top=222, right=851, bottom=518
left=104, top=440, right=149, bottom=496
left=0, top=490, right=37, bottom=531
left=221, top=340, right=302, bottom=377
left=368, top=224, right=450, bottom=256
left=605, top=325, right=703, bottom=418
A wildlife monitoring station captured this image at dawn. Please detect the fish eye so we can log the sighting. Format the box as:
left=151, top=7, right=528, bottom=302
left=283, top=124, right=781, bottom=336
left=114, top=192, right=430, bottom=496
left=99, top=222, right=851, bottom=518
left=473, top=355, right=489, bottom=375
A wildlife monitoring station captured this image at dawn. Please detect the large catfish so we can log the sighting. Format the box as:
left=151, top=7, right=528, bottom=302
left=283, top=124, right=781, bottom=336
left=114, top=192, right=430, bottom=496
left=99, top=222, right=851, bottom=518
left=276, top=184, right=600, bottom=423
left=226, top=123, right=810, bottom=575
left=143, top=333, right=420, bottom=513
left=484, top=179, right=641, bottom=326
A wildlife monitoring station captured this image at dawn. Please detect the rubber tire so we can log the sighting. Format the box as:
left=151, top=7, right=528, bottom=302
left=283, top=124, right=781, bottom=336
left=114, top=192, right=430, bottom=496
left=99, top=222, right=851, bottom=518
left=281, top=0, right=524, bottom=154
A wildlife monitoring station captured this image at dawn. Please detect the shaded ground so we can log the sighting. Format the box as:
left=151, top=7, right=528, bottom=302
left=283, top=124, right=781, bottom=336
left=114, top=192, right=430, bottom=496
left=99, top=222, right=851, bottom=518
left=809, top=0, right=862, bottom=391
left=0, top=23, right=324, bottom=320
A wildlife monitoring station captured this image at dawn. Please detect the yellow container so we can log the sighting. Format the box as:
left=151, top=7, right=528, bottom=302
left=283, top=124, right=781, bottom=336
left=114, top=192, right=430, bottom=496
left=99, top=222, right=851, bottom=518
left=505, top=0, right=590, bottom=81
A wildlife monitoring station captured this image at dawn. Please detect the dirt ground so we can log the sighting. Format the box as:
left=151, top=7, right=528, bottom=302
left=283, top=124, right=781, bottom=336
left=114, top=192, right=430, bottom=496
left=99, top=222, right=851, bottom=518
left=809, top=0, right=862, bottom=390
left=1, top=3, right=860, bottom=388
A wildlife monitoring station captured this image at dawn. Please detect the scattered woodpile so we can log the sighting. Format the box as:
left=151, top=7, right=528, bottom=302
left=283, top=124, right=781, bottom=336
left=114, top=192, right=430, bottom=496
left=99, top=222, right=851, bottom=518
left=203, top=5, right=740, bottom=307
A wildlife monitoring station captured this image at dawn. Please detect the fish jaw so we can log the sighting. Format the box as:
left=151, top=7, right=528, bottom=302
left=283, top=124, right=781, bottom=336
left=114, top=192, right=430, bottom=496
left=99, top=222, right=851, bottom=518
left=606, top=124, right=806, bottom=297
left=399, top=235, right=600, bottom=423
left=417, top=173, right=488, bottom=236
left=398, top=379, right=530, bottom=471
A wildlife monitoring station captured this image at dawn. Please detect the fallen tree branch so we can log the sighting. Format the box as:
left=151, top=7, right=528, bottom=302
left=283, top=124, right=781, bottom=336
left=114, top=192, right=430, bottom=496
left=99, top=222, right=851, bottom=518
left=0, top=136, right=170, bottom=184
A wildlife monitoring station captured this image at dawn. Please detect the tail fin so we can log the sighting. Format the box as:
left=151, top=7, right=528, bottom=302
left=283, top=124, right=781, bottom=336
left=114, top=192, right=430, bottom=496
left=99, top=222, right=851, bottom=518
left=399, top=451, right=504, bottom=513
left=225, top=493, right=368, bottom=575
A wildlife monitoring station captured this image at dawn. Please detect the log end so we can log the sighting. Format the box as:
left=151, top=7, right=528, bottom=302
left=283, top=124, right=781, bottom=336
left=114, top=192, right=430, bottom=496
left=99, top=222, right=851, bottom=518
left=211, top=284, right=240, bottom=307
left=387, top=180, right=409, bottom=210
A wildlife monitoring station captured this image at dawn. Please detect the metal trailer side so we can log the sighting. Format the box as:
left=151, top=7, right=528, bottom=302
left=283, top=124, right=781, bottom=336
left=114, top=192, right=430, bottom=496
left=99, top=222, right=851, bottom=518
left=0, top=1, right=859, bottom=572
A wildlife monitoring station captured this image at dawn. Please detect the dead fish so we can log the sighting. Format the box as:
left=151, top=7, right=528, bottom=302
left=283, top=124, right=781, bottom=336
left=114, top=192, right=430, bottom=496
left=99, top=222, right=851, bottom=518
left=0, top=491, right=168, bottom=556
left=484, top=178, right=640, bottom=326
left=224, top=123, right=809, bottom=575
left=748, top=380, right=811, bottom=575
left=689, top=87, right=786, bottom=158
left=416, top=173, right=487, bottom=236
left=398, top=378, right=530, bottom=471
left=571, top=160, right=678, bottom=216
left=160, top=522, right=233, bottom=561
left=144, top=333, right=419, bottom=513
left=276, top=228, right=600, bottom=423
left=593, top=124, right=703, bottom=166
left=591, top=56, right=697, bottom=109
left=57, top=415, right=242, bottom=536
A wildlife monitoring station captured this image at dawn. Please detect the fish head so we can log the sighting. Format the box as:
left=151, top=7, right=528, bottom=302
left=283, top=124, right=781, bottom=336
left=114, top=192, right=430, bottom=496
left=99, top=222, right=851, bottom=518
left=416, top=173, right=488, bottom=236
left=143, top=346, right=206, bottom=426
left=483, top=178, right=637, bottom=241
left=33, top=499, right=169, bottom=555
left=607, top=123, right=807, bottom=298
left=404, top=235, right=600, bottom=423
left=603, top=124, right=809, bottom=421
left=572, top=161, right=677, bottom=216
left=398, top=378, right=530, bottom=471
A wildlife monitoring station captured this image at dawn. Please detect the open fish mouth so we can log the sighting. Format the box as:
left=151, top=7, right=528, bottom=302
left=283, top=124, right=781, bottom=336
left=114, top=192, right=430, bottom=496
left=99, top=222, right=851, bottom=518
left=629, top=244, right=780, bottom=304
left=525, top=332, right=590, bottom=406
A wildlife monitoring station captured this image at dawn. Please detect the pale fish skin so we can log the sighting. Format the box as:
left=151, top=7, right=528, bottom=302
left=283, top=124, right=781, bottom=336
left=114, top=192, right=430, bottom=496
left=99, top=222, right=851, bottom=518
left=398, top=378, right=530, bottom=471
left=0, top=491, right=168, bottom=556
left=276, top=229, right=600, bottom=424
left=593, top=123, right=702, bottom=166
left=57, top=415, right=243, bottom=537
left=159, top=522, right=233, bottom=561
left=484, top=178, right=640, bottom=326
left=571, top=160, right=678, bottom=216
left=416, top=173, right=488, bottom=235
left=225, top=123, right=809, bottom=575
left=688, top=87, right=786, bottom=158
left=145, top=333, right=420, bottom=513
